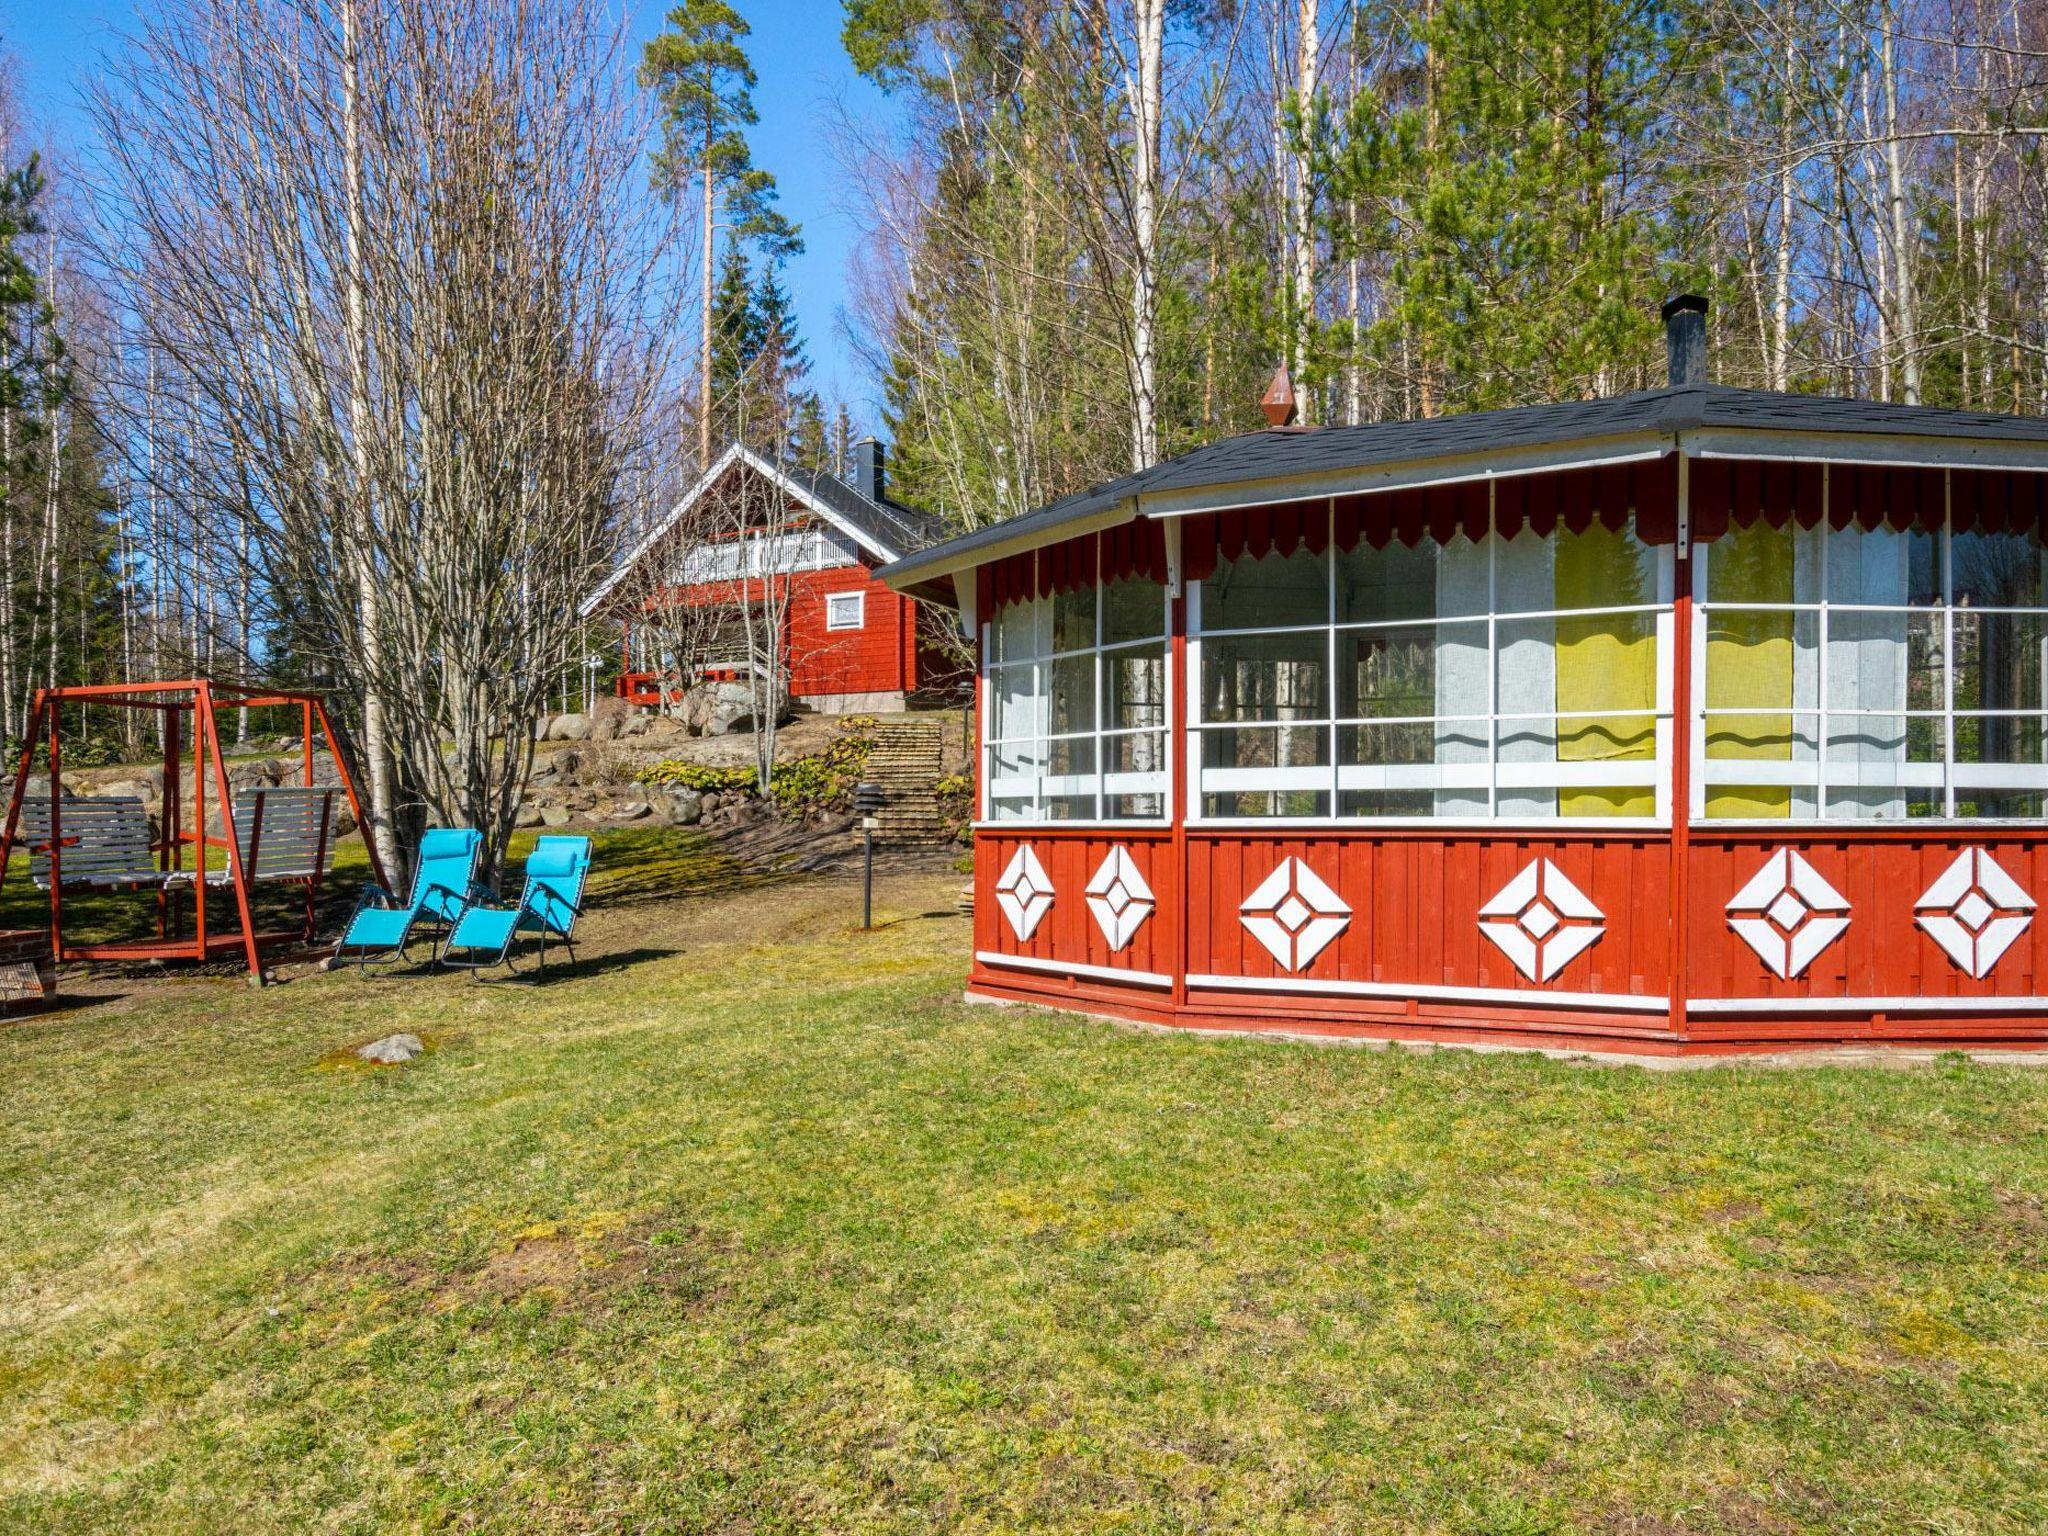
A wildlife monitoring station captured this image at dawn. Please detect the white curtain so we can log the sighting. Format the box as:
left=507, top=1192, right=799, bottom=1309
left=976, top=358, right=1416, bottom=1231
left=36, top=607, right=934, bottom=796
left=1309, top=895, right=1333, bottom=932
left=1823, top=526, right=1911, bottom=818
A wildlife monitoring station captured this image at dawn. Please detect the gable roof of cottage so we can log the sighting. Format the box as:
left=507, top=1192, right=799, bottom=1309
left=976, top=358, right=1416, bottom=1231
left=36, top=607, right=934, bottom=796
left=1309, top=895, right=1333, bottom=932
left=581, top=442, right=945, bottom=618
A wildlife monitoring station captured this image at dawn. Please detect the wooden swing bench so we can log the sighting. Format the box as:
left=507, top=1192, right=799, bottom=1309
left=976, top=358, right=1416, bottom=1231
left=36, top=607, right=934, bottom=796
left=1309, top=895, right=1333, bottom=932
left=11, top=787, right=341, bottom=975
left=16, top=788, right=337, bottom=891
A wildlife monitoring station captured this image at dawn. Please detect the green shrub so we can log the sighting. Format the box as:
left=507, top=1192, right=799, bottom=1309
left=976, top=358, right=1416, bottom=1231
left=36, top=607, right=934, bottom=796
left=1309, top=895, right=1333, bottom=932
left=935, top=771, right=975, bottom=839
left=765, top=731, right=873, bottom=816
left=634, top=731, right=878, bottom=818
left=633, top=760, right=756, bottom=796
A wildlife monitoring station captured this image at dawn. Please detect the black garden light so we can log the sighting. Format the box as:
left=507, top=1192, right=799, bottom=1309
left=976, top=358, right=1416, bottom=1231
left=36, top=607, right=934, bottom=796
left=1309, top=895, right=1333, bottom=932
left=853, top=781, right=885, bottom=929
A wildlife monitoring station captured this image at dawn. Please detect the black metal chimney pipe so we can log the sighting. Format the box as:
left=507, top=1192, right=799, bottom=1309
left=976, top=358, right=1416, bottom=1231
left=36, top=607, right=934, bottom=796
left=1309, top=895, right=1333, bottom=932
left=852, top=438, right=886, bottom=503
left=1662, top=294, right=1709, bottom=388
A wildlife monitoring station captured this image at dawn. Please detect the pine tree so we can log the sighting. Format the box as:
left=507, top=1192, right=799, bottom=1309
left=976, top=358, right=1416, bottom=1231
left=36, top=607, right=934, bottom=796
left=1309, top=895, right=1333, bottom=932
left=640, top=0, right=803, bottom=465
left=0, top=154, right=66, bottom=497
left=705, top=236, right=825, bottom=461
left=708, top=237, right=766, bottom=442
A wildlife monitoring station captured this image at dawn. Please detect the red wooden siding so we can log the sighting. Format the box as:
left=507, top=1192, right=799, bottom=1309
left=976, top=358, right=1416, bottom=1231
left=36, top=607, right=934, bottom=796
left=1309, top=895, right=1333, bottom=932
left=975, top=828, right=1173, bottom=980
left=974, top=824, right=2048, bottom=1049
left=1181, top=830, right=1669, bottom=1000
left=1683, top=830, right=2048, bottom=1034
left=784, top=565, right=918, bottom=700
left=623, top=563, right=935, bottom=705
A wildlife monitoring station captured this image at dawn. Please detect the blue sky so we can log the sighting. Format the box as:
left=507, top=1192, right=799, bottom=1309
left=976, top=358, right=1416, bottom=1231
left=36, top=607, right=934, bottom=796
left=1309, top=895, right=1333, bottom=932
left=7, top=0, right=894, bottom=417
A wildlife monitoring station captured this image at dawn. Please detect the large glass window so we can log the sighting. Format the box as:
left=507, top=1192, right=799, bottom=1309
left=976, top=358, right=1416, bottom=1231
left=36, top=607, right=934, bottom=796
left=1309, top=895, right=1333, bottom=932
left=983, top=574, right=1169, bottom=821
left=1192, top=523, right=1672, bottom=820
left=1697, top=520, right=2048, bottom=819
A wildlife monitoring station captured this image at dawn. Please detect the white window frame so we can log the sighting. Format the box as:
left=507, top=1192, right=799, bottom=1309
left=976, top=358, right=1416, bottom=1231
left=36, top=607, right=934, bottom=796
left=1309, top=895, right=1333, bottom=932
left=1691, top=506, right=2048, bottom=825
left=978, top=544, right=1172, bottom=827
left=1188, top=501, right=1675, bottom=828
left=825, top=590, right=867, bottom=632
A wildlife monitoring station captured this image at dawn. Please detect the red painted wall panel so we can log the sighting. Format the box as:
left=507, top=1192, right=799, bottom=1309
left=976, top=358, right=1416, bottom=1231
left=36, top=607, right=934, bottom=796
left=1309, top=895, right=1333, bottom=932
left=1683, top=830, right=2048, bottom=1008
left=1179, top=831, right=1670, bottom=1000
left=782, top=566, right=913, bottom=700
left=975, top=829, right=1173, bottom=981
left=976, top=828, right=1671, bottom=1002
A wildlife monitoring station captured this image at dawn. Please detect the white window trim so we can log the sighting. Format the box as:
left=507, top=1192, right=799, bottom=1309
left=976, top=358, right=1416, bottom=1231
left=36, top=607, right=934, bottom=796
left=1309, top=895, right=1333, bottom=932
left=979, top=543, right=1173, bottom=825
left=1689, top=500, right=2048, bottom=825
left=825, top=590, right=867, bottom=631
left=1187, top=500, right=1677, bottom=827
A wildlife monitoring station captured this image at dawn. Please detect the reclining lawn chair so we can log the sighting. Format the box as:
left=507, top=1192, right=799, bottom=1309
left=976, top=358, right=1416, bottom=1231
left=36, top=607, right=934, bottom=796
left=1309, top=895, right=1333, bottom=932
left=439, top=835, right=591, bottom=980
left=334, top=826, right=482, bottom=970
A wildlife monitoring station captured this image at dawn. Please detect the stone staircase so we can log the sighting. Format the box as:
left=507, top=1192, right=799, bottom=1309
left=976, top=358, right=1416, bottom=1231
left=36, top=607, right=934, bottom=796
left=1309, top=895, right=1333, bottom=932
left=862, top=721, right=950, bottom=845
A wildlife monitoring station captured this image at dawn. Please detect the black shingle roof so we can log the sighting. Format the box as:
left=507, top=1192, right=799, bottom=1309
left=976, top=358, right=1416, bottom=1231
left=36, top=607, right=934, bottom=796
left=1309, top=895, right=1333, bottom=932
left=787, top=464, right=946, bottom=560
left=879, top=384, right=2048, bottom=592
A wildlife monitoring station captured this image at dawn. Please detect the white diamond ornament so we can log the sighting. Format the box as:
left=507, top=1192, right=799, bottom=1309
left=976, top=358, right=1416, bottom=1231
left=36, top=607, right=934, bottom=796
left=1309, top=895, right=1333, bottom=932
left=1085, top=845, right=1156, bottom=952
left=994, top=844, right=1055, bottom=941
left=1478, top=857, right=1606, bottom=982
left=1240, top=857, right=1350, bottom=972
left=1915, top=847, right=2035, bottom=979
left=1726, top=848, right=1851, bottom=979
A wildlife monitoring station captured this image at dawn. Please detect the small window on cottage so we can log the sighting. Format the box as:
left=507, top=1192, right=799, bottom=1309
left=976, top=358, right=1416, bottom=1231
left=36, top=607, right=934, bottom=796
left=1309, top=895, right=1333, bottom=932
left=826, top=591, right=866, bottom=631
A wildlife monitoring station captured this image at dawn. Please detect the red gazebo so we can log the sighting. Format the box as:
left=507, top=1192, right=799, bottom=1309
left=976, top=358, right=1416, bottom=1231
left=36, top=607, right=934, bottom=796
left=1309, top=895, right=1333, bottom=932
left=881, top=302, right=2048, bottom=1055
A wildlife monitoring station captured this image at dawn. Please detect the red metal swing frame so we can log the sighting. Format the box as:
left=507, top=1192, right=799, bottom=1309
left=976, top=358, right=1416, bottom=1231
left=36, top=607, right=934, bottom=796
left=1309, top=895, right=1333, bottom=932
left=0, top=681, right=390, bottom=984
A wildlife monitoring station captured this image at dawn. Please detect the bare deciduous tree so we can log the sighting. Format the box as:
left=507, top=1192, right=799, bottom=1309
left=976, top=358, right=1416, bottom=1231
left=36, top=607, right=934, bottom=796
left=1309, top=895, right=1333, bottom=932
left=90, top=0, right=682, bottom=871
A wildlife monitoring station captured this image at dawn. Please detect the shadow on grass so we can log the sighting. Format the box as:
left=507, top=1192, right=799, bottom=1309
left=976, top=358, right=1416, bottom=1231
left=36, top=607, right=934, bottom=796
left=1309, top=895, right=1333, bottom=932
left=573, top=826, right=764, bottom=910
left=469, top=946, right=680, bottom=986
left=0, top=991, right=130, bottom=1026
left=323, top=946, right=682, bottom=988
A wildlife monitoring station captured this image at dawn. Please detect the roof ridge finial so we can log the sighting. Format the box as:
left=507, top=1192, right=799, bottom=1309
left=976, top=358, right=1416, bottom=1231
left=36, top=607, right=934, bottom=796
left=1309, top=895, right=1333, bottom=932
left=1261, top=365, right=1299, bottom=428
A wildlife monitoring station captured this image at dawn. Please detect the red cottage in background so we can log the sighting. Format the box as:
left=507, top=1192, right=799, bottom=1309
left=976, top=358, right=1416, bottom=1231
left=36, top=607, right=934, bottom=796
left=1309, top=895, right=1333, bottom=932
left=881, top=298, right=2048, bottom=1055
left=584, top=441, right=955, bottom=714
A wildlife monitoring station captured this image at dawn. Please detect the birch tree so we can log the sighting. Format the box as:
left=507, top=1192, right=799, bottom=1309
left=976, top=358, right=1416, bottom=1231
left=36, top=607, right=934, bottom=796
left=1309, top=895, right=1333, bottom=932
left=92, top=0, right=680, bottom=869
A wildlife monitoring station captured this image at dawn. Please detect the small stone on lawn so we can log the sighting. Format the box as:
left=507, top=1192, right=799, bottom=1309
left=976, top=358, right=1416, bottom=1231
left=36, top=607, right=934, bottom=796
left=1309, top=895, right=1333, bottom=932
left=357, top=1033, right=425, bottom=1065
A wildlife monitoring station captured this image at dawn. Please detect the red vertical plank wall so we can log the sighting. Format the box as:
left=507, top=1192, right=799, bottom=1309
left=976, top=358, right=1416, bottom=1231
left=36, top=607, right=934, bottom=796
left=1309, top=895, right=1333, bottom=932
left=784, top=564, right=909, bottom=700
left=1681, top=830, right=2048, bottom=1041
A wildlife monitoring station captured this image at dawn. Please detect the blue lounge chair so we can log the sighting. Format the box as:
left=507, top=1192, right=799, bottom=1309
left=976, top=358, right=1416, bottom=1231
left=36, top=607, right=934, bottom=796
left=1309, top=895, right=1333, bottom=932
left=335, top=827, right=483, bottom=969
left=439, top=835, right=591, bottom=979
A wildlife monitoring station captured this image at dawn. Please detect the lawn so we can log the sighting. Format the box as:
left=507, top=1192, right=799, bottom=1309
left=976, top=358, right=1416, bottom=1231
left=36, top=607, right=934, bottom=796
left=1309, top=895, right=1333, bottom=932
left=1, top=827, right=2044, bottom=1533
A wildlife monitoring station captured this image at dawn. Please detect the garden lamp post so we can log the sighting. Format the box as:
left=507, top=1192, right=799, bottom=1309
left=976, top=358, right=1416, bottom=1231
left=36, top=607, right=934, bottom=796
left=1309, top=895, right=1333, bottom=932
left=853, top=781, right=885, bottom=930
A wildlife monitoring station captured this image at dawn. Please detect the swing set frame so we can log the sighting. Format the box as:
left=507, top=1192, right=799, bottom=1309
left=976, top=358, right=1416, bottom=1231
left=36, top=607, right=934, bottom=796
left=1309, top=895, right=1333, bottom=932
left=0, top=680, right=389, bottom=985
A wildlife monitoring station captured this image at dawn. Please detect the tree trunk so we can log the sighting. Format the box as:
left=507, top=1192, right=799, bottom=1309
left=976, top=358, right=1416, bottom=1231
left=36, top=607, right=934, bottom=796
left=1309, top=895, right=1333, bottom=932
left=700, top=159, right=715, bottom=469
left=339, top=0, right=400, bottom=875
left=1129, top=0, right=1164, bottom=470
left=1879, top=12, right=1921, bottom=404
left=1292, top=0, right=1319, bottom=418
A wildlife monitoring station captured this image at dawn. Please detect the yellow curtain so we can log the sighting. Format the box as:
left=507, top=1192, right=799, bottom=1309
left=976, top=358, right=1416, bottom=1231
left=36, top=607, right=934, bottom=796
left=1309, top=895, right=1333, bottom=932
left=1555, top=525, right=1658, bottom=817
left=1703, top=520, right=1795, bottom=818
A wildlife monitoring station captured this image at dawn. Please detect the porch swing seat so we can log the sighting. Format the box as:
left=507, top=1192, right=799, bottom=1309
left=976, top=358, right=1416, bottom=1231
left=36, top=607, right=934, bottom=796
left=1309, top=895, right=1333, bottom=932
left=197, top=787, right=338, bottom=884
left=16, top=796, right=171, bottom=889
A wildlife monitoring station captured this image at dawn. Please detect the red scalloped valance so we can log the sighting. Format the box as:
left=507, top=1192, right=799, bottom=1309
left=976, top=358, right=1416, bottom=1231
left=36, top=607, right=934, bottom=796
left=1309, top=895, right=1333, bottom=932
left=982, top=520, right=1171, bottom=611
left=1689, top=460, right=2048, bottom=540
left=1181, top=459, right=1680, bottom=580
